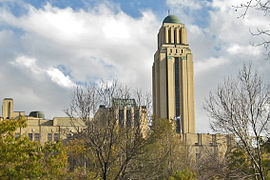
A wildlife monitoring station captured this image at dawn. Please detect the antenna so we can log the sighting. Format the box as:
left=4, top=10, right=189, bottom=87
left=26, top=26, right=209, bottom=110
left=168, top=9, right=170, bottom=15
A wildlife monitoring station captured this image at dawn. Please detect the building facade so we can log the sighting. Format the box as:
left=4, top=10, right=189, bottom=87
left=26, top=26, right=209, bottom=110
left=1, top=98, right=85, bottom=144
left=152, top=15, right=195, bottom=134
left=1, top=98, right=148, bottom=144
left=94, top=98, right=148, bottom=138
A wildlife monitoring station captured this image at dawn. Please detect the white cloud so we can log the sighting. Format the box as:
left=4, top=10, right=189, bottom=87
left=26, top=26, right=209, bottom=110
left=227, top=44, right=261, bottom=56
left=0, top=0, right=269, bottom=131
left=0, top=2, right=159, bottom=87
left=10, top=56, right=42, bottom=74
left=46, top=67, right=75, bottom=88
left=195, top=57, right=227, bottom=75
left=10, top=55, right=75, bottom=88
left=0, top=2, right=159, bottom=118
left=166, top=0, right=268, bottom=132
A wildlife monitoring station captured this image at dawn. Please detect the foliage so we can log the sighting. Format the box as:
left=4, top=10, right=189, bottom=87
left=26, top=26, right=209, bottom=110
left=168, top=168, right=197, bottom=180
left=0, top=117, right=68, bottom=179
left=65, top=81, right=153, bottom=180
left=65, top=80, right=197, bottom=179
left=124, top=118, right=194, bottom=180
left=261, top=138, right=270, bottom=179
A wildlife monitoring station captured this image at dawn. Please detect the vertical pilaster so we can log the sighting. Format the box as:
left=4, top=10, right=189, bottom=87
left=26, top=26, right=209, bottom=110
left=181, top=27, right=187, bottom=44
left=165, top=27, right=169, bottom=43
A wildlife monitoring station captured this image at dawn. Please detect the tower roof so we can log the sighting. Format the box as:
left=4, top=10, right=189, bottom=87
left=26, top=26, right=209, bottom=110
left=29, top=111, right=45, bottom=119
left=163, top=15, right=180, bottom=24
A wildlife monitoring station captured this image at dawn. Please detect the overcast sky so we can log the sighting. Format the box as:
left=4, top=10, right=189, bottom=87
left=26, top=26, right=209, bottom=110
left=0, top=0, right=269, bottom=133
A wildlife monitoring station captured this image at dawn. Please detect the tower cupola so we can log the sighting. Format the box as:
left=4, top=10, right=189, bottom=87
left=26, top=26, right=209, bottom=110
left=163, top=15, right=181, bottom=24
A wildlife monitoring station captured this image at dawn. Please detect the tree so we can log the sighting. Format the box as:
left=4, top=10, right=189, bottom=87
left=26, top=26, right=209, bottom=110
left=0, top=116, right=68, bottom=179
left=65, top=80, right=152, bottom=180
left=204, top=63, right=270, bottom=179
left=125, top=118, right=195, bottom=180
left=235, top=0, right=270, bottom=58
left=168, top=168, right=197, bottom=180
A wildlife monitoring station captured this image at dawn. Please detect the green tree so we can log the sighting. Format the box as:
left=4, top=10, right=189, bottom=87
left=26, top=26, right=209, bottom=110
left=168, top=168, right=197, bottom=180
left=126, top=118, right=195, bottom=180
left=0, top=117, right=68, bottom=179
left=261, top=138, right=270, bottom=179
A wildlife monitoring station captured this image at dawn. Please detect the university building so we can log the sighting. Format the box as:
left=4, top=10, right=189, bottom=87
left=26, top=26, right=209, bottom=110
left=1, top=97, right=148, bottom=144
left=94, top=98, right=148, bottom=138
left=1, top=98, right=86, bottom=144
left=152, top=15, right=231, bottom=160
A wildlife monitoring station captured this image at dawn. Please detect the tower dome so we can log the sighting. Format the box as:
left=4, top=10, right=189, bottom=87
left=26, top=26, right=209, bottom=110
left=29, top=111, right=45, bottom=119
left=163, top=15, right=180, bottom=24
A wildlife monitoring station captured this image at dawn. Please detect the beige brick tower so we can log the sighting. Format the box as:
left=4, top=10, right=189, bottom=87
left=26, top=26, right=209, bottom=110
left=2, top=98, right=14, bottom=119
left=152, top=15, right=195, bottom=133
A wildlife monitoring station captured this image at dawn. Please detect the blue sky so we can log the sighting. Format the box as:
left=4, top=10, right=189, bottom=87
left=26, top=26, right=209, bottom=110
left=0, top=0, right=269, bottom=132
left=3, top=0, right=167, bottom=17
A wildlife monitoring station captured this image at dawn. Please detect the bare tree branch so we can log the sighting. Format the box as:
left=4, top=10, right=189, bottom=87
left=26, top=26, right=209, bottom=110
left=204, top=63, right=270, bottom=179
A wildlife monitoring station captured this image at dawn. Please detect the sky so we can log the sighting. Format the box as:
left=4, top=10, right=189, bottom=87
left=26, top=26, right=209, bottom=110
left=0, top=0, right=269, bottom=133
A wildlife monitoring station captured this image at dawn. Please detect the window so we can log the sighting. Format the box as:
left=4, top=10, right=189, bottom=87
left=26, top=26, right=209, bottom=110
left=34, top=133, right=40, bottom=141
left=7, top=102, right=11, bottom=119
left=67, top=134, right=72, bottom=140
left=15, top=133, right=20, bottom=139
left=119, top=110, right=124, bottom=127
left=211, top=134, right=217, bottom=146
left=195, top=134, right=202, bottom=146
left=54, top=133, right=59, bottom=141
left=168, top=28, right=171, bottom=43
left=126, top=110, right=131, bottom=128
left=174, top=29, right=177, bottom=43
left=197, top=134, right=202, bottom=145
left=134, top=109, right=140, bottom=127
left=48, top=133, right=52, bottom=141
left=175, top=57, right=180, bottom=133
left=196, top=153, right=200, bottom=160
left=28, top=133, right=33, bottom=141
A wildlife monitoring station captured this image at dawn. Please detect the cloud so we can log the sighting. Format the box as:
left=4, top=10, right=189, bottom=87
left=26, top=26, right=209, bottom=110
left=10, top=56, right=42, bottom=74
left=166, top=0, right=269, bottom=132
left=0, top=0, right=269, bottom=133
left=10, top=55, right=75, bottom=88
left=0, top=2, right=159, bottom=85
left=46, top=67, right=75, bottom=88
left=227, top=44, right=261, bottom=56
left=194, top=57, right=227, bottom=75
left=0, top=1, right=159, bottom=118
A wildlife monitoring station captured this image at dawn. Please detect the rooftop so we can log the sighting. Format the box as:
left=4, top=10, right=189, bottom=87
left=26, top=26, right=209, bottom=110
left=163, top=15, right=181, bottom=24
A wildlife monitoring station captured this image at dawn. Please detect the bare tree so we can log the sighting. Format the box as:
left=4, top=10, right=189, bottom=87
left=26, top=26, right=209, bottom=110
left=234, top=0, right=270, bottom=58
left=123, top=118, right=194, bottom=180
left=65, top=80, right=152, bottom=180
left=204, top=63, right=270, bottom=179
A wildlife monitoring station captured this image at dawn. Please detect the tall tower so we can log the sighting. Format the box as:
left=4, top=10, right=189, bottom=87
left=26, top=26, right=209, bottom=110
left=2, top=98, right=14, bottom=119
left=152, top=15, right=195, bottom=133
